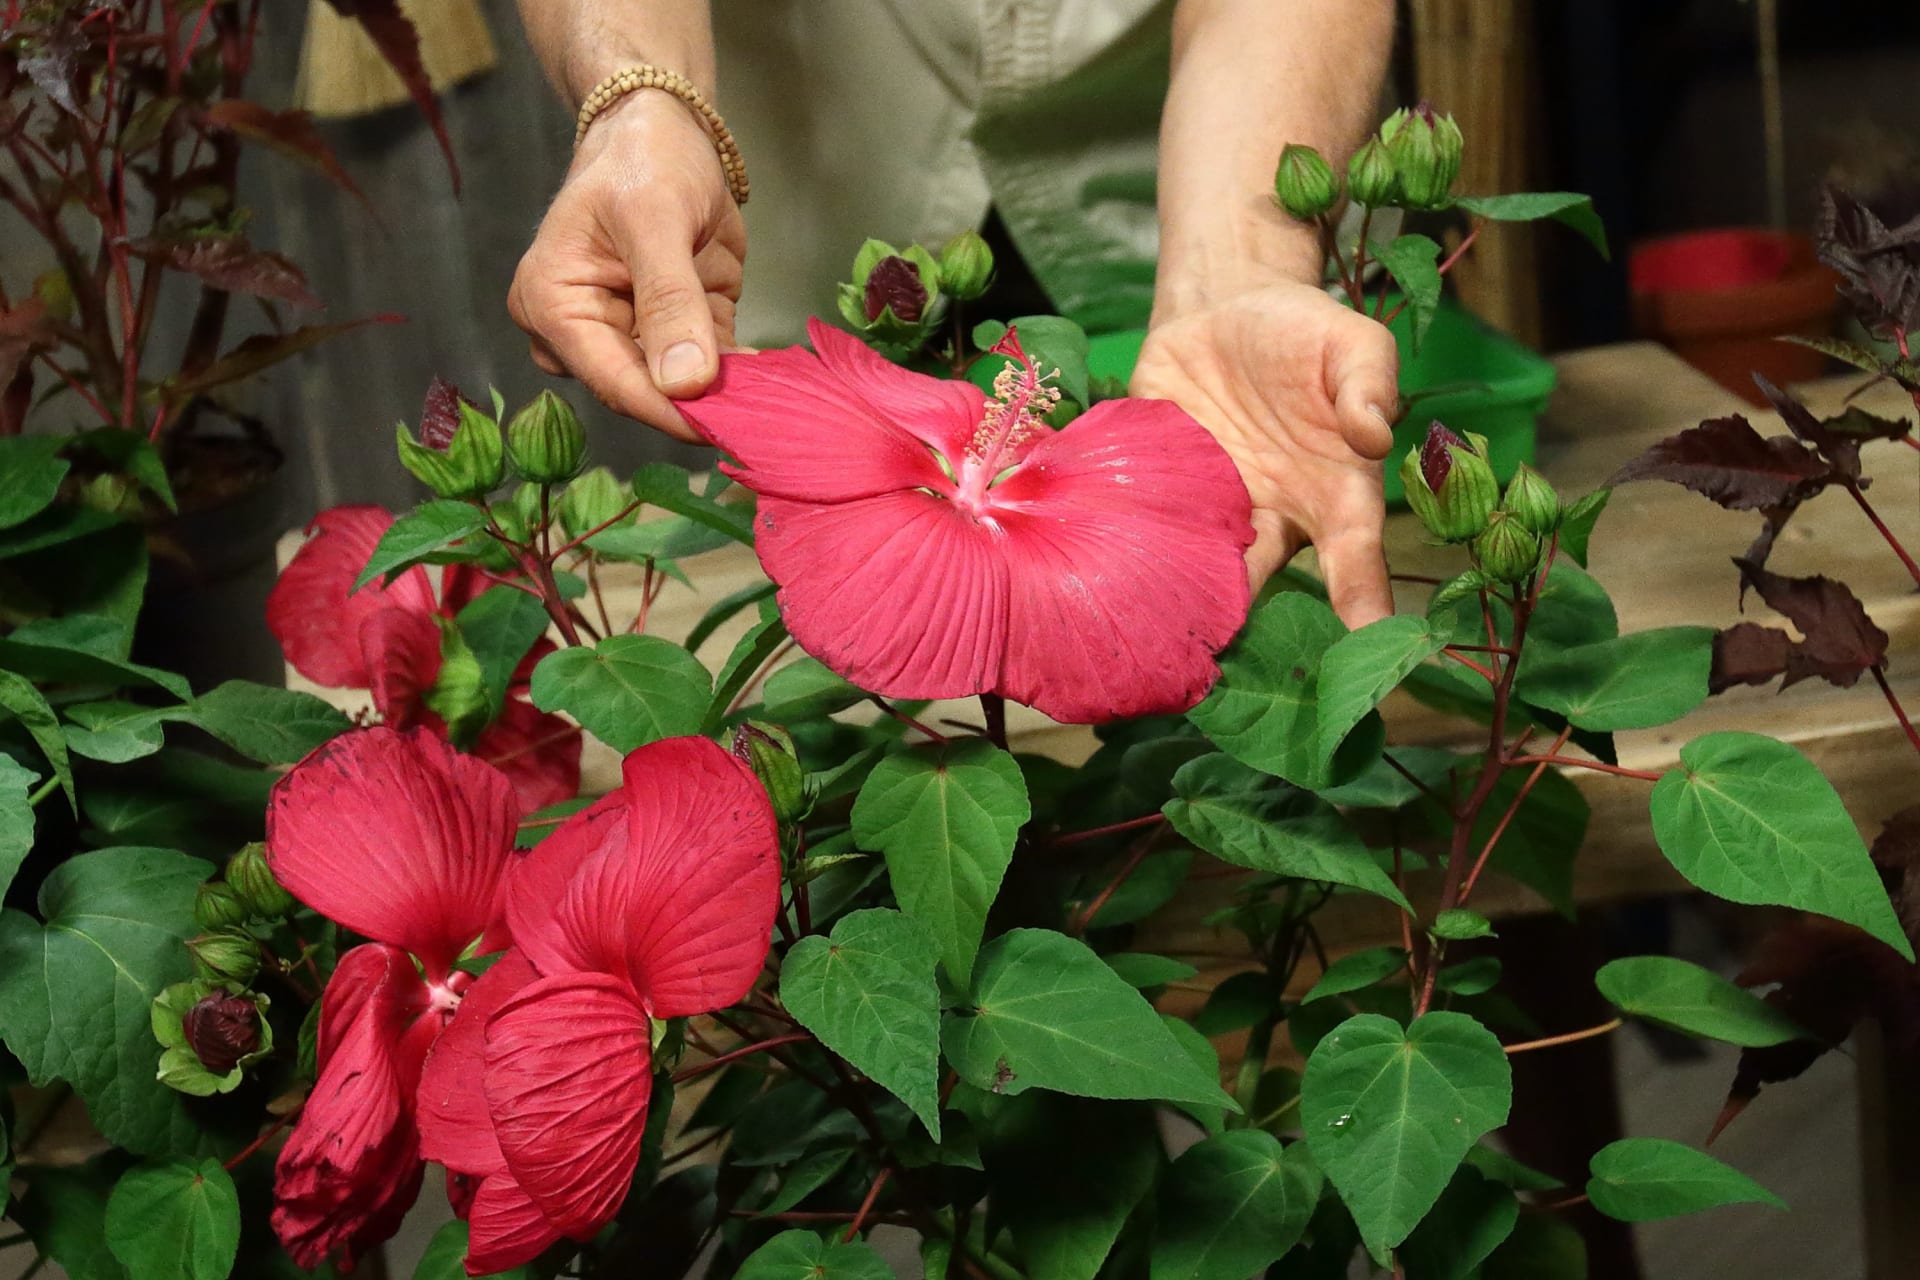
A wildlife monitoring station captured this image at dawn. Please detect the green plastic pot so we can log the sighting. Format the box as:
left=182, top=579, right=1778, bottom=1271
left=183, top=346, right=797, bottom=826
left=1083, top=296, right=1554, bottom=505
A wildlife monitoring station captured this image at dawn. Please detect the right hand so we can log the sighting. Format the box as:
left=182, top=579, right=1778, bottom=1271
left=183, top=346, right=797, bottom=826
left=509, top=91, right=747, bottom=442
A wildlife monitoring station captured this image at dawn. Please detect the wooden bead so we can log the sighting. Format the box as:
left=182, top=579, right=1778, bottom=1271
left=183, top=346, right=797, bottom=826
left=574, top=65, right=749, bottom=204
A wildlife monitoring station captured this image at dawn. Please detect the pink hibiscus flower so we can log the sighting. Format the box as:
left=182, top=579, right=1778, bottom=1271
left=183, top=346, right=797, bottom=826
left=267, top=727, right=522, bottom=1270
left=677, top=320, right=1256, bottom=723
left=416, top=736, right=780, bottom=1274
left=267, top=505, right=581, bottom=811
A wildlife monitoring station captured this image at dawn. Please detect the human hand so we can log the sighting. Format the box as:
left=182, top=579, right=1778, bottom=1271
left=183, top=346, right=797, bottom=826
left=1130, top=281, right=1400, bottom=627
left=508, top=91, right=747, bottom=442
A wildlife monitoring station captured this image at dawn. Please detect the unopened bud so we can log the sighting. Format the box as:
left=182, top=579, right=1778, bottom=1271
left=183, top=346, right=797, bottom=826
left=194, top=881, right=251, bottom=932
left=1346, top=137, right=1399, bottom=208
left=838, top=240, right=942, bottom=346
left=1400, top=423, right=1498, bottom=543
left=396, top=381, right=505, bottom=499
left=1274, top=144, right=1339, bottom=219
left=183, top=992, right=262, bottom=1074
left=1499, top=464, right=1560, bottom=538
left=938, top=230, right=995, bottom=302
left=1473, top=510, right=1543, bottom=582
left=731, top=720, right=810, bottom=825
left=1381, top=103, right=1463, bottom=211
left=189, top=930, right=261, bottom=985
left=229, top=842, right=296, bottom=918
left=507, top=390, right=588, bottom=484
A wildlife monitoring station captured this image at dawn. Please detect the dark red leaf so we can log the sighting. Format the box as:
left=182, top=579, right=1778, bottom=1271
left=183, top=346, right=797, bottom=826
left=17, top=16, right=87, bottom=116
left=1873, top=805, right=1920, bottom=944
left=418, top=376, right=473, bottom=451
left=1709, top=622, right=1792, bottom=694
left=1734, top=558, right=1889, bottom=689
left=199, top=101, right=368, bottom=207
left=1608, top=414, right=1832, bottom=511
left=315, top=0, right=460, bottom=192
left=129, top=235, right=318, bottom=308
left=1817, top=184, right=1920, bottom=337
left=864, top=256, right=927, bottom=323
left=163, top=314, right=404, bottom=403
left=1, top=363, right=32, bottom=437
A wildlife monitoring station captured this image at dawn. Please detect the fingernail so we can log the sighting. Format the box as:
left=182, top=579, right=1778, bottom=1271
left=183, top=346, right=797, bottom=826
left=658, top=341, right=706, bottom=387
left=1365, top=402, right=1390, bottom=426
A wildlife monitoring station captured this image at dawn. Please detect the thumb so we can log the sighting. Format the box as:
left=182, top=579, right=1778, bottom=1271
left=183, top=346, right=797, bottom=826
left=613, top=214, right=721, bottom=399
left=1326, top=317, right=1400, bottom=461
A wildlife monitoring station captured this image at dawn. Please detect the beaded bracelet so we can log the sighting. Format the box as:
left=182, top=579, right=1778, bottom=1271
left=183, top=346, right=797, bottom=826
left=573, top=65, right=750, bottom=205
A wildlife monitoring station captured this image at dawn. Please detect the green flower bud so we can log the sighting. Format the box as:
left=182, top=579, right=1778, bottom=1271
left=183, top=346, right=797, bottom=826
left=77, top=473, right=142, bottom=518
left=1499, top=464, right=1560, bottom=537
left=153, top=980, right=272, bottom=1096
left=189, top=929, right=261, bottom=985
left=1473, top=510, right=1543, bottom=583
left=731, top=720, right=810, bottom=826
left=937, top=229, right=995, bottom=302
left=1346, top=136, right=1400, bottom=208
left=396, top=390, right=505, bottom=499
left=840, top=239, right=942, bottom=347
left=423, top=621, right=491, bottom=746
left=194, top=881, right=251, bottom=932
left=1274, top=143, right=1339, bottom=219
left=227, top=842, right=296, bottom=918
left=507, top=390, right=588, bottom=484
left=1380, top=103, right=1463, bottom=211
left=558, top=466, right=635, bottom=540
left=1399, top=422, right=1499, bottom=543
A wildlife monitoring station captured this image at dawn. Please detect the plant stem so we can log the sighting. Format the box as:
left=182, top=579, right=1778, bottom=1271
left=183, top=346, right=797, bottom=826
left=549, top=499, right=644, bottom=560
left=1503, top=1018, right=1622, bottom=1055
left=980, top=693, right=1008, bottom=750
left=1504, top=754, right=1662, bottom=782
left=1460, top=727, right=1571, bottom=901
left=1381, top=752, right=1450, bottom=809
left=1871, top=666, right=1920, bottom=758
left=672, top=1033, right=815, bottom=1084
left=843, top=1167, right=893, bottom=1241
left=1052, top=813, right=1164, bottom=847
left=26, top=777, right=58, bottom=807
left=1442, top=649, right=1500, bottom=683
left=223, top=1108, right=297, bottom=1171
left=1231, top=1018, right=1276, bottom=1128
left=1846, top=483, right=1920, bottom=588
left=868, top=695, right=949, bottom=744
left=1072, top=821, right=1168, bottom=933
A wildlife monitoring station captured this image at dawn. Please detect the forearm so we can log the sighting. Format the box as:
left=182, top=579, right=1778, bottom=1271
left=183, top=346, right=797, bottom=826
left=1153, top=0, right=1394, bottom=324
left=516, top=0, right=716, bottom=107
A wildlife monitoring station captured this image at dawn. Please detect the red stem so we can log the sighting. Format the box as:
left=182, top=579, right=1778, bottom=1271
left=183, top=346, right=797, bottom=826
left=1871, top=665, right=1920, bottom=759
left=224, top=1109, right=297, bottom=1170
left=843, top=1167, right=893, bottom=1242
left=671, top=1032, right=814, bottom=1084
left=1443, top=649, right=1500, bottom=683
left=1460, top=727, right=1571, bottom=901
left=1845, top=483, right=1920, bottom=588
left=1053, top=813, right=1164, bottom=847
left=1505, top=754, right=1662, bottom=782
left=550, top=498, right=644, bottom=560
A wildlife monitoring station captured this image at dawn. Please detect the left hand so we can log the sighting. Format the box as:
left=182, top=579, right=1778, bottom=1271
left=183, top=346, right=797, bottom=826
left=1131, top=281, right=1401, bottom=628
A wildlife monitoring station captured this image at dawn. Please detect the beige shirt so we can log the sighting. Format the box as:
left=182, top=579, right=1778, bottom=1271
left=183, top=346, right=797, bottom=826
left=714, top=0, right=1173, bottom=347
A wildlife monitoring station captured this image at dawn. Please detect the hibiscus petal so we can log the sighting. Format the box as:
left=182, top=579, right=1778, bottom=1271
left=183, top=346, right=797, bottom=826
left=361, top=606, right=445, bottom=729
left=680, top=345, right=948, bottom=503
left=465, top=1172, right=564, bottom=1275
left=418, top=950, right=540, bottom=1177
left=268, top=506, right=437, bottom=689
left=484, top=974, right=654, bottom=1237
left=267, top=727, right=520, bottom=974
left=273, top=944, right=432, bottom=1270
left=805, top=317, right=985, bottom=459
left=509, top=738, right=781, bottom=1017
left=754, top=491, right=1010, bottom=704
left=504, top=792, right=626, bottom=978
left=988, top=397, right=1255, bottom=722
left=476, top=697, right=583, bottom=814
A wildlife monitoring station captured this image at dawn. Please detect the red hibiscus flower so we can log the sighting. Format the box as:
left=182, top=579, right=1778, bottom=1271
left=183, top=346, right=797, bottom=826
left=416, top=736, right=780, bottom=1274
left=267, top=505, right=581, bottom=811
left=267, top=727, right=523, bottom=1270
left=676, top=319, right=1255, bottom=724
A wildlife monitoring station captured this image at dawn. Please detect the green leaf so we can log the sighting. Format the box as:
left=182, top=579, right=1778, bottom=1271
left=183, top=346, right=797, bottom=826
left=0, top=668, right=74, bottom=811
left=704, top=607, right=788, bottom=734
left=966, top=315, right=1093, bottom=413
left=943, top=929, right=1233, bottom=1110
left=1481, top=1214, right=1588, bottom=1280
left=104, top=1159, right=240, bottom=1280
left=1519, top=627, right=1712, bottom=731
left=14, top=1160, right=131, bottom=1280
left=1315, top=616, right=1447, bottom=772
left=70, top=428, right=178, bottom=513
left=734, top=1230, right=894, bottom=1280
left=353, top=500, right=487, bottom=590
left=0, top=436, right=71, bottom=530
left=630, top=463, right=754, bottom=546
left=1084, top=848, right=1192, bottom=929
left=587, top=516, right=732, bottom=564
left=529, top=635, right=711, bottom=753
left=64, top=700, right=169, bottom=764
left=0, top=847, right=215, bottom=1156
left=1456, top=764, right=1588, bottom=916
left=1104, top=953, right=1198, bottom=988
left=1165, top=754, right=1412, bottom=912
left=1301, top=1012, right=1512, bottom=1259
left=1427, top=569, right=1496, bottom=622
left=1455, top=192, right=1610, bottom=259
left=1594, top=956, right=1805, bottom=1047
left=760, top=1148, right=854, bottom=1215
left=1436, top=956, right=1501, bottom=996
left=1371, top=235, right=1444, bottom=352
left=976, top=1094, right=1159, bottom=1280
left=0, top=754, right=37, bottom=901
left=852, top=740, right=1029, bottom=981
left=1585, top=1138, right=1782, bottom=1222
left=1151, top=1131, right=1321, bottom=1280
left=782, top=908, right=943, bottom=1139
left=1650, top=732, right=1911, bottom=958
left=1193, top=971, right=1275, bottom=1037
left=413, top=1220, right=535, bottom=1279
left=760, top=656, right=865, bottom=722
left=1188, top=591, right=1381, bottom=789
left=1432, top=909, right=1495, bottom=941
left=686, top=581, right=779, bottom=653
left=1557, top=490, right=1610, bottom=568
left=0, top=614, right=189, bottom=696
left=1315, top=745, right=1466, bottom=810
left=455, top=587, right=552, bottom=717
left=1303, top=947, right=1408, bottom=1004
left=184, top=681, right=353, bottom=765
left=1396, top=1167, right=1520, bottom=1280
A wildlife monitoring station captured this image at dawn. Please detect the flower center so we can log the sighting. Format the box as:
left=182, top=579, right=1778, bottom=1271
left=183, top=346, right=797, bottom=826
left=955, top=331, right=1059, bottom=511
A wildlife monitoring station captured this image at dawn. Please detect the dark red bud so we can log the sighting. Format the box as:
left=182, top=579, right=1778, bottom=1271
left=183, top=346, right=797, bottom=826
left=418, top=376, right=466, bottom=452
left=1420, top=422, right=1468, bottom=492
left=863, top=256, right=927, bottom=324
left=183, top=993, right=260, bottom=1075
left=1413, top=100, right=1438, bottom=127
